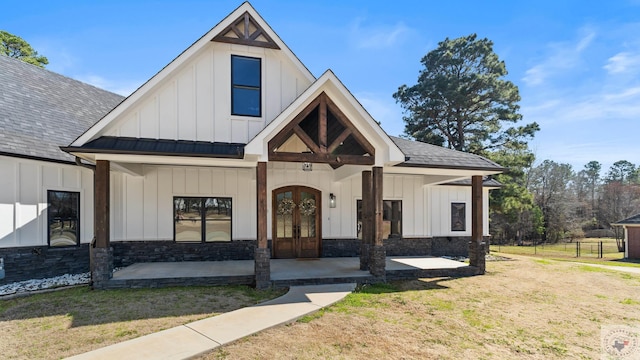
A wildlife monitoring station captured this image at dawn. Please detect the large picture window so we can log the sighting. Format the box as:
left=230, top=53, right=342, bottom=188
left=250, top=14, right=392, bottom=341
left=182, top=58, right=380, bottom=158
left=174, top=197, right=232, bottom=242
left=48, top=190, right=80, bottom=247
left=451, top=202, right=466, bottom=231
left=356, top=200, right=402, bottom=240
left=231, top=55, right=261, bottom=117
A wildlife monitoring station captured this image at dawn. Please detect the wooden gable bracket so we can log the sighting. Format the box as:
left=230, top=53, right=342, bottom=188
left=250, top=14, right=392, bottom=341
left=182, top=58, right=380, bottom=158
left=268, top=92, right=375, bottom=168
left=212, top=11, right=280, bottom=49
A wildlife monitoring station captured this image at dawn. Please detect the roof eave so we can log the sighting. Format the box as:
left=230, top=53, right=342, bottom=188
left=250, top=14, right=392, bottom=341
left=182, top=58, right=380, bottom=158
left=60, top=146, right=245, bottom=159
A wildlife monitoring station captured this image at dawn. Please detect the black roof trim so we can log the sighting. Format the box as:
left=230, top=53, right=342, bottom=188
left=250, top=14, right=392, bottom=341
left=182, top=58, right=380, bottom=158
left=0, top=151, right=76, bottom=166
left=442, top=178, right=503, bottom=187
left=395, top=163, right=505, bottom=172
left=61, top=136, right=245, bottom=159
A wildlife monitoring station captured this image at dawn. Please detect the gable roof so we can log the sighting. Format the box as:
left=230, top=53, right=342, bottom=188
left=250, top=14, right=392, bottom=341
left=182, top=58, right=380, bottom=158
left=0, top=54, right=124, bottom=163
left=70, top=2, right=314, bottom=147
left=390, top=136, right=504, bottom=171
left=613, top=214, right=640, bottom=226
left=245, top=70, right=406, bottom=166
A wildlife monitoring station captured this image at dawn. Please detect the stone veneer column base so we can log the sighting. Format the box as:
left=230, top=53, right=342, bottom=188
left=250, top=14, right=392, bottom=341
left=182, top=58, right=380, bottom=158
left=369, top=245, right=386, bottom=280
left=254, top=247, right=271, bottom=289
left=359, top=243, right=371, bottom=271
left=90, top=247, right=113, bottom=289
left=468, top=240, right=486, bottom=274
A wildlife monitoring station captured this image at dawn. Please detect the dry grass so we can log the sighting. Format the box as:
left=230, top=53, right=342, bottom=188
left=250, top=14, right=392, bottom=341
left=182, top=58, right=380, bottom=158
left=490, top=238, right=624, bottom=260
left=0, top=285, right=284, bottom=360
left=203, top=255, right=640, bottom=360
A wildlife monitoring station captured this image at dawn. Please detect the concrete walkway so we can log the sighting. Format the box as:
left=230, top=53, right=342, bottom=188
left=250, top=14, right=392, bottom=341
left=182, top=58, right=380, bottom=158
left=66, top=283, right=356, bottom=360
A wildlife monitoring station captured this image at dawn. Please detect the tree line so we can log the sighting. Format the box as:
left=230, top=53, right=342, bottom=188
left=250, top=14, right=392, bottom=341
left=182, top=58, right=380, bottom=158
left=491, top=159, right=640, bottom=244
left=394, top=33, right=639, bottom=245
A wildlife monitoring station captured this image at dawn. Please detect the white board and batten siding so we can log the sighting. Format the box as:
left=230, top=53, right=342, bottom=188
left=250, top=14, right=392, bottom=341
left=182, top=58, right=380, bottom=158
left=110, top=163, right=491, bottom=242
left=103, top=43, right=311, bottom=145
left=0, top=155, right=94, bottom=247
left=110, top=165, right=257, bottom=242
left=429, top=185, right=491, bottom=237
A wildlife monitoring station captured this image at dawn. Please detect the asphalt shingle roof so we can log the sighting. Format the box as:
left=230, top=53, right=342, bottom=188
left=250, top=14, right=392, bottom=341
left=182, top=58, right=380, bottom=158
left=614, top=214, right=640, bottom=225
left=390, top=136, right=504, bottom=171
left=0, top=55, right=124, bottom=163
left=0, top=54, right=505, bottom=173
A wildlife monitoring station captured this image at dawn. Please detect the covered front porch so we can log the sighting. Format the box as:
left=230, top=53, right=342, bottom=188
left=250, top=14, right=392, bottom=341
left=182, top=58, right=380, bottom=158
left=102, top=256, right=479, bottom=289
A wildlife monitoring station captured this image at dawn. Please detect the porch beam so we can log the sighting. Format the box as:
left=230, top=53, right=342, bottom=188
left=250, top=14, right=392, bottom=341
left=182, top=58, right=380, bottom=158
left=268, top=152, right=375, bottom=166
left=370, top=166, right=386, bottom=278
left=373, top=166, right=383, bottom=247
left=319, top=94, right=327, bottom=152
left=324, top=96, right=375, bottom=156
left=257, top=162, right=267, bottom=249
left=91, top=159, right=113, bottom=289
left=293, top=125, right=320, bottom=154
left=360, top=170, right=372, bottom=270
left=328, top=128, right=352, bottom=154
left=95, top=160, right=110, bottom=248
left=469, top=175, right=486, bottom=274
left=255, top=161, right=271, bottom=289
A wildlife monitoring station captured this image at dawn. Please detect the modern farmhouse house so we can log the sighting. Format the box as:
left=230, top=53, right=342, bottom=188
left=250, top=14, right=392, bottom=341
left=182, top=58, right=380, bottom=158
left=0, top=2, right=503, bottom=288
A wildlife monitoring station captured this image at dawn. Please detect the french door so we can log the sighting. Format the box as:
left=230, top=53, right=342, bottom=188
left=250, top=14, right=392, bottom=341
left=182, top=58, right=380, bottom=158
left=272, top=186, right=321, bottom=258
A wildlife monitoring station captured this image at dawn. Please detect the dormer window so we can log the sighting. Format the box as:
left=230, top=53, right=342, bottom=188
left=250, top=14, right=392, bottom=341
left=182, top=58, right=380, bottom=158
left=231, top=55, right=261, bottom=117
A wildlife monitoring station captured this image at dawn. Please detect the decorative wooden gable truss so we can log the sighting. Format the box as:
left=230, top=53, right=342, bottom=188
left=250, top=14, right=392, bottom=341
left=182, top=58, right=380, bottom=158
left=212, top=11, right=280, bottom=49
left=268, top=92, right=375, bottom=168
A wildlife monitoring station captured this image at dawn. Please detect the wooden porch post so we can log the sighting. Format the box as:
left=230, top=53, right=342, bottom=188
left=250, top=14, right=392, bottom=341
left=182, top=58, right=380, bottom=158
left=360, top=170, right=372, bottom=270
left=255, top=161, right=271, bottom=289
left=91, top=160, right=113, bottom=288
left=469, top=175, right=486, bottom=274
left=370, top=166, right=386, bottom=278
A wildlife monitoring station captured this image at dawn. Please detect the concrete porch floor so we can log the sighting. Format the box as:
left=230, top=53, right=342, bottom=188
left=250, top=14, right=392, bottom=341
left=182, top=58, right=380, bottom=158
left=110, top=256, right=473, bottom=287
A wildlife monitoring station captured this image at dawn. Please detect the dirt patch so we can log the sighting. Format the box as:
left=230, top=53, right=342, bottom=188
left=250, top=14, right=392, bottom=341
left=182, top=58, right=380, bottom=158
left=204, top=256, right=640, bottom=359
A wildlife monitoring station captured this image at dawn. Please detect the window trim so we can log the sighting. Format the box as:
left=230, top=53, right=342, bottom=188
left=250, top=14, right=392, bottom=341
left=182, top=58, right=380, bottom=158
left=231, top=55, right=262, bottom=117
left=356, top=199, right=402, bottom=240
left=173, top=196, right=233, bottom=242
left=451, top=202, right=467, bottom=232
left=47, top=190, right=80, bottom=247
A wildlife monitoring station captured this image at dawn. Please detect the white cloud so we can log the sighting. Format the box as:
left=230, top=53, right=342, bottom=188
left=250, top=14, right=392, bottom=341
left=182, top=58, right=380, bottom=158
left=604, top=51, right=640, bottom=75
left=349, top=18, right=410, bottom=50
left=522, top=27, right=596, bottom=86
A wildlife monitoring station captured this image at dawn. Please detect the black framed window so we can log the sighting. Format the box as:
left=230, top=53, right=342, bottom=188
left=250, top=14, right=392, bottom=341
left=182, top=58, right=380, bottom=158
left=174, top=197, right=232, bottom=242
left=356, top=200, right=402, bottom=240
left=47, top=191, right=80, bottom=247
left=451, top=202, right=466, bottom=231
left=231, top=55, right=261, bottom=116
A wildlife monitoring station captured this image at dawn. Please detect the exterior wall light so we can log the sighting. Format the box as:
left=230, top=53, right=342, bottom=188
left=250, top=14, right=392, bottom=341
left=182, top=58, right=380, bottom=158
left=329, top=193, right=336, bottom=208
left=302, top=162, right=312, bottom=172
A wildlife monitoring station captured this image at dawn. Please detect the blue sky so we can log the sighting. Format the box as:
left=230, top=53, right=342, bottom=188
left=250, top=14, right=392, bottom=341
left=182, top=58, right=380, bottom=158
left=3, top=0, right=640, bottom=173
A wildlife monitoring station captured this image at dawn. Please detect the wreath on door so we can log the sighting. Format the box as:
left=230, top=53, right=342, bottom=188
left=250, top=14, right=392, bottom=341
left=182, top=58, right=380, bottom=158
left=277, top=198, right=296, bottom=215
left=299, top=198, right=316, bottom=216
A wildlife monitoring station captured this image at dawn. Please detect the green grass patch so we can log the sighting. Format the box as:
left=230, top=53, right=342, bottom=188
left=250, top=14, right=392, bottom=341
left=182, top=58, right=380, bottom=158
left=534, top=259, right=553, bottom=265
left=621, top=298, right=640, bottom=305
left=462, top=309, right=493, bottom=330
left=297, top=309, right=326, bottom=323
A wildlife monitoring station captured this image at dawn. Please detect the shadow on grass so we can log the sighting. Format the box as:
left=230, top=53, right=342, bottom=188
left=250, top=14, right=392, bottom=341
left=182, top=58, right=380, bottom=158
left=0, top=285, right=283, bottom=328
left=611, top=258, right=640, bottom=265
left=355, top=277, right=453, bottom=294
